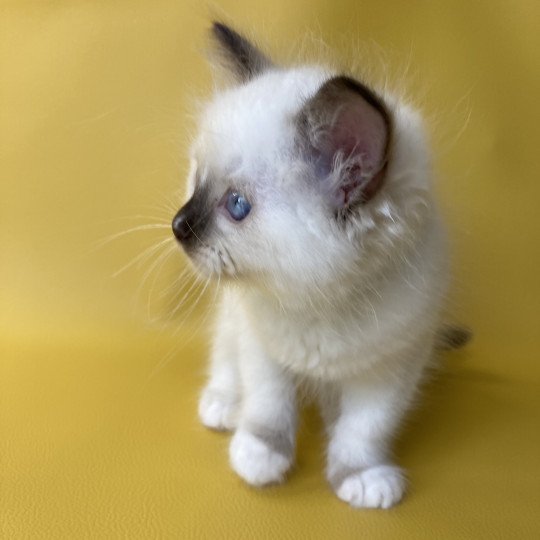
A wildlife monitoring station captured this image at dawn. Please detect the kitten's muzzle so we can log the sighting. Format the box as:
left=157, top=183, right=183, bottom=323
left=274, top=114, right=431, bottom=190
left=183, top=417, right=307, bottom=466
left=172, top=186, right=211, bottom=247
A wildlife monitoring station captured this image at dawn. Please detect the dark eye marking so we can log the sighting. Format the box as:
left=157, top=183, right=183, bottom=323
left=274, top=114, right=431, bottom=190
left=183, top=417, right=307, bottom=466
left=225, top=191, right=251, bottom=221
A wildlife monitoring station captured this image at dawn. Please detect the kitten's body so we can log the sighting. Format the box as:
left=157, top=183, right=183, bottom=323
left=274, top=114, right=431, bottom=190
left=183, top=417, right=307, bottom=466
left=173, top=24, right=461, bottom=509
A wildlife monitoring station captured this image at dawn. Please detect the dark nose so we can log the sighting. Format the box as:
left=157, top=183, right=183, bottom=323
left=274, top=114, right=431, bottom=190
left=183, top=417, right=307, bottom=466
left=172, top=210, right=194, bottom=243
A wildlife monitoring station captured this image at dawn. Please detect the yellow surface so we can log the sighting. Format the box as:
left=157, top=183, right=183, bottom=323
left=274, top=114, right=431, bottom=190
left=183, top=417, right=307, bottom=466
left=2, top=1, right=539, bottom=538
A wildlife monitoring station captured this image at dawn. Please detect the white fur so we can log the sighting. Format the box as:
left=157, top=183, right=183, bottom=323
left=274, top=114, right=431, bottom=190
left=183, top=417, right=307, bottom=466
left=336, top=465, right=406, bottom=509
left=181, top=58, right=448, bottom=509
left=229, top=430, right=292, bottom=486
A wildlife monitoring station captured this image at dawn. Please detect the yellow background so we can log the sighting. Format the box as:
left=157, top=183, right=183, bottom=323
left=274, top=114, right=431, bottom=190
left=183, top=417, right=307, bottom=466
left=2, top=1, right=539, bottom=538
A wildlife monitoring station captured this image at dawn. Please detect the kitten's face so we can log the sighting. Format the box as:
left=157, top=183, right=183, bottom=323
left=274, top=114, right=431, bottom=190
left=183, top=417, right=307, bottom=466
left=172, top=24, right=429, bottom=300
left=175, top=68, right=344, bottom=286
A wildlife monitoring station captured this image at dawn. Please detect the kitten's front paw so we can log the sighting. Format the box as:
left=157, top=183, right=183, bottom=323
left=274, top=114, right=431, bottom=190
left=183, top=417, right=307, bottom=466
left=334, top=465, right=406, bottom=509
left=230, top=430, right=292, bottom=486
left=198, top=387, right=239, bottom=431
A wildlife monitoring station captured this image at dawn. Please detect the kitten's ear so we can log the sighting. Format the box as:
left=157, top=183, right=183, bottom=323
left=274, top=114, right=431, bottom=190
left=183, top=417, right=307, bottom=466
left=297, top=76, right=391, bottom=209
left=209, top=22, right=273, bottom=83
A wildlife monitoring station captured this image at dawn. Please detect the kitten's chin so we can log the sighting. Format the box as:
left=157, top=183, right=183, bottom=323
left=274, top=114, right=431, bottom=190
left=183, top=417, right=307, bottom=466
left=181, top=245, right=235, bottom=280
left=185, top=254, right=218, bottom=279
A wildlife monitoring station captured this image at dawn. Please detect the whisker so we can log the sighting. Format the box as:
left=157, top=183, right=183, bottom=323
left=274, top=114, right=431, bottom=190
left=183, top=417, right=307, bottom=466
left=145, top=202, right=178, bottom=216
left=165, top=274, right=205, bottom=322
left=158, top=265, right=195, bottom=299
left=96, top=214, right=171, bottom=225
left=185, top=220, right=206, bottom=245
left=135, top=244, right=177, bottom=309
left=184, top=272, right=221, bottom=345
left=146, top=246, right=181, bottom=320
left=112, top=237, right=173, bottom=278
left=146, top=277, right=214, bottom=380
left=163, top=270, right=200, bottom=308
left=90, top=224, right=171, bottom=252
left=154, top=284, right=213, bottom=375
left=147, top=343, right=179, bottom=381
left=172, top=275, right=212, bottom=329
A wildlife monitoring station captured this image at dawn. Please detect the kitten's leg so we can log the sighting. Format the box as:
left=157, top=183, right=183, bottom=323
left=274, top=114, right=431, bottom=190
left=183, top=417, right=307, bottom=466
left=198, top=301, right=241, bottom=431
left=324, top=351, right=428, bottom=509
left=229, top=333, right=297, bottom=486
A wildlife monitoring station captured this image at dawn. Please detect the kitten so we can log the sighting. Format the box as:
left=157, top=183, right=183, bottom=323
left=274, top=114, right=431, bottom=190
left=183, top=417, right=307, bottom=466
left=172, top=22, right=468, bottom=509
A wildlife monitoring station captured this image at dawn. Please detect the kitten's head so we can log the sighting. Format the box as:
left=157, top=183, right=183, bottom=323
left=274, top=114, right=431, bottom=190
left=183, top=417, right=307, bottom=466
left=173, top=23, right=431, bottom=302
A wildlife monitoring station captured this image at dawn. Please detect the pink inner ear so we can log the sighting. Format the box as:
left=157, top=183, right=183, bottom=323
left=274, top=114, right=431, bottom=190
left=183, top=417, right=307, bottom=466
left=320, top=95, right=388, bottom=208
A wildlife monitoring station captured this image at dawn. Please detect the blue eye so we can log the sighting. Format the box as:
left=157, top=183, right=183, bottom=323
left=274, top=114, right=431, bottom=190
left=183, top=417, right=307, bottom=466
left=226, top=191, right=251, bottom=221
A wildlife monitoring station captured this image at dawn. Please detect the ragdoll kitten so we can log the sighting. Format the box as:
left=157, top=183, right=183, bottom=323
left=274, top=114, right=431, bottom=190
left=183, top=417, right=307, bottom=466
left=172, top=22, right=467, bottom=509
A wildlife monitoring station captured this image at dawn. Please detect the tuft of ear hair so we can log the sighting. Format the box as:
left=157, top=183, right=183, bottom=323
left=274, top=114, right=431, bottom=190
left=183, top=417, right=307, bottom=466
left=210, top=22, right=273, bottom=83
left=296, top=76, right=391, bottom=211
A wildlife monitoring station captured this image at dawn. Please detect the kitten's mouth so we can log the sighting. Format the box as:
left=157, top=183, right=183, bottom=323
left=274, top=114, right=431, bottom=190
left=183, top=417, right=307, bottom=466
left=215, top=246, right=237, bottom=275
left=173, top=234, right=236, bottom=279
left=172, top=209, right=236, bottom=277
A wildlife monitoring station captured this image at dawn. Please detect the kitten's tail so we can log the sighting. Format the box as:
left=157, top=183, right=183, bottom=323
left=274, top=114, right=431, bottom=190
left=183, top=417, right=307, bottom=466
left=436, top=325, right=472, bottom=351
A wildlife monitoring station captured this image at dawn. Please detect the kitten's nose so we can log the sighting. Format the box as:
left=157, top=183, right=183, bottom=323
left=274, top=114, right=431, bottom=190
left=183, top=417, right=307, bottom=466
left=172, top=211, right=193, bottom=243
